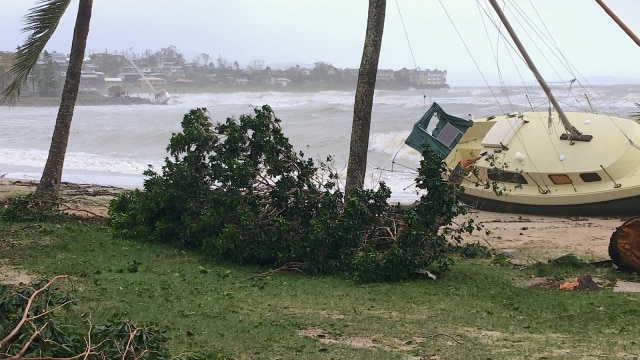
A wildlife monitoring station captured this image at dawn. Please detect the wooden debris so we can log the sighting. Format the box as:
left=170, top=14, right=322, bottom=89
left=609, top=217, right=640, bottom=272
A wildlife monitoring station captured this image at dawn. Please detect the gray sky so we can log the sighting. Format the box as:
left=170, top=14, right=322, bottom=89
left=1, top=0, right=639, bottom=85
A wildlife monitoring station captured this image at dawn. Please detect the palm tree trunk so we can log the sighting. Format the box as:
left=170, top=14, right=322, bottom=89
left=345, top=0, right=385, bottom=198
left=36, top=0, right=93, bottom=195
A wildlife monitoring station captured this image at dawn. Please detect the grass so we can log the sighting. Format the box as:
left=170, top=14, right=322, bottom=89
left=2, top=220, right=640, bottom=359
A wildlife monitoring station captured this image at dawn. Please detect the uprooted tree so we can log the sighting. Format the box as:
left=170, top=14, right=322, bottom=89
left=108, top=106, right=479, bottom=282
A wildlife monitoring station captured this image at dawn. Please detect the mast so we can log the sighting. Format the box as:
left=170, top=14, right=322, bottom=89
left=127, top=57, right=158, bottom=98
left=488, top=0, right=592, bottom=142
left=595, top=0, right=640, bottom=47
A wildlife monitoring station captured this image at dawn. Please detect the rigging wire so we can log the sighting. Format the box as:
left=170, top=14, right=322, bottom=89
left=475, top=1, right=564, bottom=181
left=476, top=0, right=538, bottom=113
left=437, top=0, right=505, bottom=110
left=511, top=0, right=616, bottom=128
left=476, top=0, right=554, bottom=109
left=508, top=1, right=570, bottom=85
left=523, top=0, right=622, bottom=117
left=508, top=1, right=571, bottom=176
left=477, top=1, right=590, bottom=115
left=475, top=1, right=511, bottom=110
left=394, top=0, right=426, bottom=103
left=484, top=4, right=567, bottom=195
left=386, top=0, right=427, bottom=177
left=521, top=0, right=631, bottom=137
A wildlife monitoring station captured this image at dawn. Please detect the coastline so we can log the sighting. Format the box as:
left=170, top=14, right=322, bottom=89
left=3, top=93, right=154, bottom=107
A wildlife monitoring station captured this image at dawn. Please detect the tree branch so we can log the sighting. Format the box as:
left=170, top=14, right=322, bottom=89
left=0, top=275, right=69, bottom=349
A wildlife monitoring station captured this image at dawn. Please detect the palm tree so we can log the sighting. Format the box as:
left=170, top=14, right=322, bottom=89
left=345, top=0, right=386, bottom=197
left=1, top=0, right=93, bottom=196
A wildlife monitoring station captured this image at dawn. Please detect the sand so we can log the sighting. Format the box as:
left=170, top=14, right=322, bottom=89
left=458, top=209, right=622, bottom=263
left=0, top=178, right=124, bottom=218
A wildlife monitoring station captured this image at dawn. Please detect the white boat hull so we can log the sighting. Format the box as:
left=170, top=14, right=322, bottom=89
left=154, top=89, right=171, bottom=104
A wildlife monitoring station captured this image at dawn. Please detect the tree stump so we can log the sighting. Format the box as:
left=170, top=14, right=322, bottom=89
left=609, top=217, right=640, bottom=272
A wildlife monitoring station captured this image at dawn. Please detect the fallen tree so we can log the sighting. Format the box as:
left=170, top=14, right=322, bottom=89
left=108, top=106, right=481, bottom=282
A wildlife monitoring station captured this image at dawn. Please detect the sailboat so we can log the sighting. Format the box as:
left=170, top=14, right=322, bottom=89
left=405, top=0, right=640, bottom=216
left=126, top=58, right=171, bottom=105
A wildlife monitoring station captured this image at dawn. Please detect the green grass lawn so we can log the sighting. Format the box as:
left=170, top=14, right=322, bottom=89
left=2, top=221, right=640, bottom=359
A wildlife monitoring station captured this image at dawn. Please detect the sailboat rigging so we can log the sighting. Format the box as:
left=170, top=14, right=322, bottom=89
left=404, top=0, right=640, bottom=216
left=487, top=0, right=591, bottom=143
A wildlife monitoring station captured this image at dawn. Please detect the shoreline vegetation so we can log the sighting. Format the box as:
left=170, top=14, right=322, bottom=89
left=0, top=176, right=623, bottom=263
left=0, top=176, right=626, bottom=267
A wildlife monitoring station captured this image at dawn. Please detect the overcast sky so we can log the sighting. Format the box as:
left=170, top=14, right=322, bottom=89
left=1, top=0, right=638, bottom=85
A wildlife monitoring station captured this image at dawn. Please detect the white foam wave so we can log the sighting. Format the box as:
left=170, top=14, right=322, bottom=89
left=170, top=91, right=358, bottom=110
left=0, top=148, right=161, bottom=175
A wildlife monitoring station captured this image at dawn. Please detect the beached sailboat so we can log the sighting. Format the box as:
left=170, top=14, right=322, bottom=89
left=405, top=0, right=640, bottom=216
left=126, top=58, right=171, bottom=105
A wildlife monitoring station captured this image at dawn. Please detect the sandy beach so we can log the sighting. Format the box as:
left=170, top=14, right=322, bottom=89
left=459, top=209, right=622, bottom=263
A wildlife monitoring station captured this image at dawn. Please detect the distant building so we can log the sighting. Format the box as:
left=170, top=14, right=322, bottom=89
left=80, top=71, right=105, bottom=92
left=410, top=69, right=448, bottom=88
left=270, top=70, right=288, bottom=78
left=104, top=77, right=123, bottom=88
left=136, top=76, right=167, bottom=90
left=271, top=77, right=291, bottom=87
left=118, top=67, right=144, bottom=83
left=376, top=69, right=395, bottom=81
left=48, top=51, right=69, bottom=68
left=173, top=78, right=194, bottom=86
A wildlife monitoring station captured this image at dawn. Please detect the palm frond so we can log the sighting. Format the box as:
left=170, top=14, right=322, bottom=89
left=1, top=0, right=71, bottom=105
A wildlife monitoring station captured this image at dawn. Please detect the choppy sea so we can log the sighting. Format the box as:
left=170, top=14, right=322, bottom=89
left=1, top=85, right=638, bottom=203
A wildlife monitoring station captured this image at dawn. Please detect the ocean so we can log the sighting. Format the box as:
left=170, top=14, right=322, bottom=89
left=1, top=85, right=638, bottom=203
